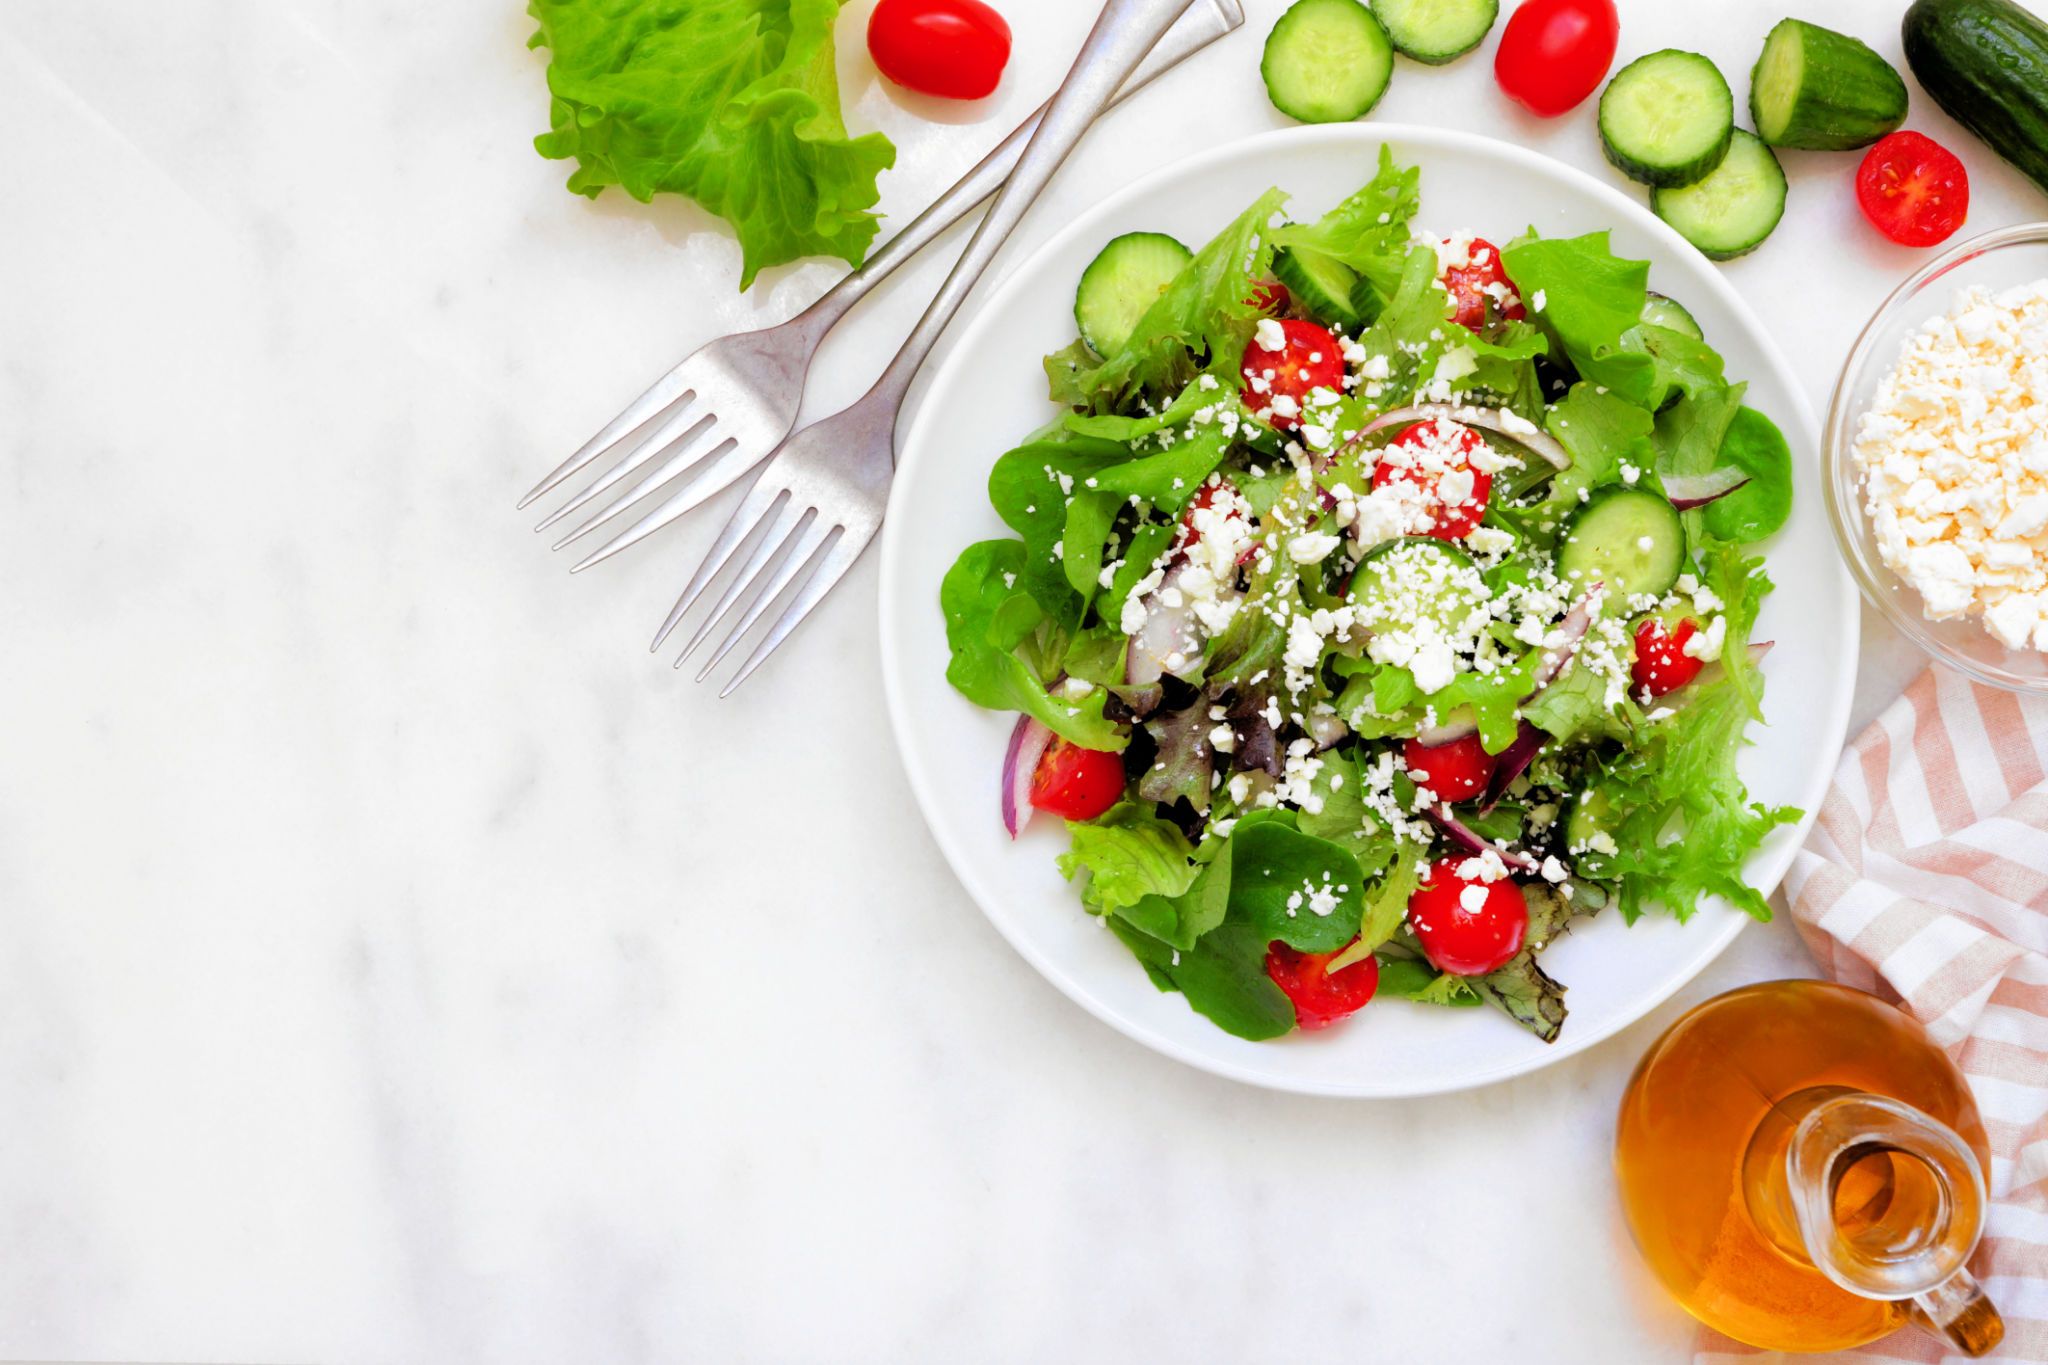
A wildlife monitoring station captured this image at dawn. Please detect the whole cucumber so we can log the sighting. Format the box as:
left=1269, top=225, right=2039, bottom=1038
left=1903, top=0, right=2048, bottom=196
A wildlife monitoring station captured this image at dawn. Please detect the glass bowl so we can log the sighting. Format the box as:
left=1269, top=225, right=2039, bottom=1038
left=1824, top=222, right=2048, bottom=694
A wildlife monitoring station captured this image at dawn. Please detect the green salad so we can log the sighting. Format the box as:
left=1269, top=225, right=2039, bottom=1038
left=941, top=151, right=1798, bottom=1044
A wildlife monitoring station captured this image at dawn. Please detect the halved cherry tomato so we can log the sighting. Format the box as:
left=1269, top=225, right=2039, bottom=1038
left=1248, top=280, right=1292, bottom=315
left=1403, top=732, right=1497, bottom=803
left=1441, top=237, right=1525, bottom=332
left=1371, top=418, right=1493, bottom=540
left=1028, top=740, right=1123, bottom=820
left=867, top=0, right=1012, bottom=101
left=1631, top=618, right=1705, bottom=698
left=1856, top=131, right=1969, bottom=248
left=1494, top=0, right=1619, bottom=118
left=1265, top=942, right=1380, bottom=1030
left=1238, top=318, right=1345, bottom=432
left=1408, top=860, right=1529, bottom=977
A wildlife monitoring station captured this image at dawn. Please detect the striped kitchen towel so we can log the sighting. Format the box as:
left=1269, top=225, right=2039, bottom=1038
left=1697, top=666, right=2048, bottom=1364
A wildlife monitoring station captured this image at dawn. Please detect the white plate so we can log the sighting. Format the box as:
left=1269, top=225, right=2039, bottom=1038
left=877, top=125, right=1856, bottom=1097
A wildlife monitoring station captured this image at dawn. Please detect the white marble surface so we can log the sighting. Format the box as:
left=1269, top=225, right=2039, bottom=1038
left=1, top=0, right=2042, bottom=1360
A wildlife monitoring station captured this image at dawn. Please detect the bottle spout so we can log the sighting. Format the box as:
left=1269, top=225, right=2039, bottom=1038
left=1785, top=1093, right=2004, bottom=1357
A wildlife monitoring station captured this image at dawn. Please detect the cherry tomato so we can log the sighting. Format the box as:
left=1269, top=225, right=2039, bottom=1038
left=1248, top=280, right=1292, bottom=315
left=1029, top=740, right=1123, bottom=820
left=1494, top=0, right=1619, bottom=118
left=1856, top=131, right=1969, bottom=248
left=1631, top=617, right=1705, bottom=698
left=1371, top=418, right=1494, bottom=540
left=1403, top=732, right=1497, bottom=803
left=1265, top=942, right=1380, bottom=1030
left=1441, top=237, right=1526, bottom=332
left=1408, top=860, right=1529, bottom=977
left=1239, top=318, right=1345, bottom=432
left=867, top=0, right=1012, bottom=101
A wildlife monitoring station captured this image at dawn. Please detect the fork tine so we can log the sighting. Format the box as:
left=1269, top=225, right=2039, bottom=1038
left=548, top=429, right=737, bottom=551
left=567, top=437, right=768, bottom=573
left=648, top=479, right=787, bottom=653
left=517, top=367, right=694, bottom=511
left=673, top=506, right=817, bottom=669
left=531, top=402, right=713, bottom=534
left=714, top=526, right=870, bottom=698
left=693, top=517, right=839, bottom=682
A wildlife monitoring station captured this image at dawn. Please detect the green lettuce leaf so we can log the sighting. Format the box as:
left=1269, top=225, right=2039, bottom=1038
left=1270, top=146, right=1422, bottom=304
left=1597, top=540, right=1799, bottom=921
left=1059, top=803, right=1197, bottom=915
left=1054, top=189, right=1290, bottom=413
left=1501, top=231, right=1655, bottom=405
left=939, top=541, right=1124, bottom=750
left=528, top=0, right=896, bottom=289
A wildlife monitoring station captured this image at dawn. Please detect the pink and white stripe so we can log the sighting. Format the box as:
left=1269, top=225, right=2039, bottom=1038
left=1696, top=667, right=2048, bottom=1363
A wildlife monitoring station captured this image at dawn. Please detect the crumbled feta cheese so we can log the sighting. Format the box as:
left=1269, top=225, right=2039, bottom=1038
left=1853, top=278, right=2048, bottom=649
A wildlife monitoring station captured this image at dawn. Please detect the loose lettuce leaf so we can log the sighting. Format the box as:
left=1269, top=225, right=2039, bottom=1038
left=528, top=0, right=896, bottom=289
left=1501, top=232, right=1655, bottom=406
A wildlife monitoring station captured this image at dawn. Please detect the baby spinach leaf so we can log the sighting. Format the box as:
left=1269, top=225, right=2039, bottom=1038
left=1109, top=918, right=1295, bottom=1040
left=1225, top=822, right=1365, bottom=954
left=939, top=541, right=1124, bottom=750
left=1701, top=406, right=1793, bottom=544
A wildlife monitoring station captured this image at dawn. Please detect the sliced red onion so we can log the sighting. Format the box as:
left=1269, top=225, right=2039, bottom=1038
left=1479, top=721, right=1547, bottom=812
left=1308, top=713, right=1349, bottom=751
left=1361, top=404, right=1571, bottom=470
left=1427, top=803, right=1540, bottom=874
left=1123, top=563, right=1205, bottom=687
left=1750, top=640, right=1774, bottom=664
left=1662, top=468, right=1751, bottom=510
left=1001, top=715, right=1055, bottom=839
left=1532, top=587, right=1599, bottom=692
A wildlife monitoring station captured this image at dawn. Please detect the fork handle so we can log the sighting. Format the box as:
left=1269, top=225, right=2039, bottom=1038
left=864, top=0, right=1204, bottom=410
left=794, top=0, right=1237, bottom=338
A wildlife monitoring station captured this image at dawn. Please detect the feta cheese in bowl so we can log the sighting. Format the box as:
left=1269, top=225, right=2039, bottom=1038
left=1825, top=224, right=2048, bottom=693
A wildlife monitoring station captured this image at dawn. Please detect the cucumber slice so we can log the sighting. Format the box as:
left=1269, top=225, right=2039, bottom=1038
left=1262, top=0, right=1395, bottom=124
left=1640, top=291, right=1703, bottom=341
left=1750, top=18, right=1908, bottom=151
left=1350, top=537, right=1482, bottom=636
left=1347, top=272, right=1388, bottom=328
left=1273, top=247, right=1363, bottom=328
left=1553, top=487, right=1686, bottom=609
left=1372, top=0, right=1498, bottom=64
left=1074, top=232, right=1192, bottom=357
left=1651, top=131, right=1787, bottom=261
left=1598, top=50, right=1735, bottom=188
left=1563, top=789, right=1617, bottom=874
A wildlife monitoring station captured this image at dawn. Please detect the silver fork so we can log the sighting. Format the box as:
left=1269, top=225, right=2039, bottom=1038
left=518, top=0, right=1243, bottom=567
left=661, top=0, right=1206, bottom=696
